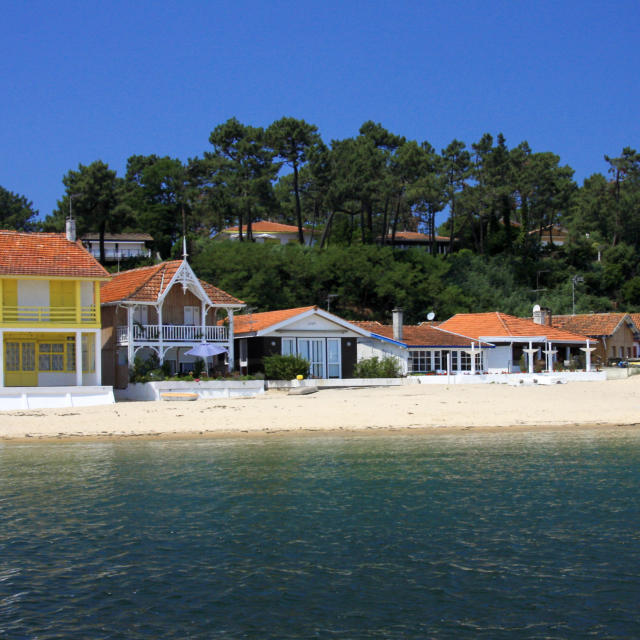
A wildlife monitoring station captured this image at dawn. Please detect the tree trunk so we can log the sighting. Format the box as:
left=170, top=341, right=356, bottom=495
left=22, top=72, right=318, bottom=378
left=319, top=210, right=336, bottom=248
left=293, top=162, right=305, bottom=244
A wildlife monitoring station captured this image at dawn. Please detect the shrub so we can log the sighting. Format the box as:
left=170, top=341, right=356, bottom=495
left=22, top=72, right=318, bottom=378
left=263, top=354, right=310, bottom=380
left=130, top=353, right=160, bottom=382
left=353, top=356, right=402, bottom=378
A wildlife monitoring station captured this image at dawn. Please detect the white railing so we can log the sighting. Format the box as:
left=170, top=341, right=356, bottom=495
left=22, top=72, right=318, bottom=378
left=117, top=324, right=228, bottom=345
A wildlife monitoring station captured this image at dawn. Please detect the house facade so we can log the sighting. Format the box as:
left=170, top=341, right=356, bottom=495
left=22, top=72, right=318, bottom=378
left=232, top=306, right=371, bottom=378
left=438, top=311, right=594, bottom=373
left=100, top=258, right=244, bottom=388
left=216, top=220, right=315, bottom=245
left=0, top=230, right=109, bottom=389
left=355, top=309, right=493, bottom=375
left=81, top=233, right=153, bottom=262
left=551, top=312, right=639, bottom=364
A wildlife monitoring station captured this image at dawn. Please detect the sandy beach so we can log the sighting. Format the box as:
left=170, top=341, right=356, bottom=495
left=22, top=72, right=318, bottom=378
left=1, top=377, right=639, bottom=442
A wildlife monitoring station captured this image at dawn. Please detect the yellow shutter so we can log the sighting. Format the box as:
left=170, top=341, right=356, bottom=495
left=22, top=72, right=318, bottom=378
left=4, top=279, right=17, bottom=307
left=50, top=280, right=75, bottom=307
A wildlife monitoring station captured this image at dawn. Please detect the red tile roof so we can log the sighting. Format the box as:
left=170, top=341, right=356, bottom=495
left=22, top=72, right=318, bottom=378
left=391, top=231, right=450, bottom=242
left=629, top=313, right=640, bottom=332
left=439, top=312, right=592, bottom=343
left=232, top=306, right=317, bottom=334
left=0, top=230, right=109, bottom=278
left=552, top=313, right=631, bottom=337
left=352, top=321, right=489, bottom=347
left=101, top=260, right=243, bottom=306
left=222, top=220, right=311, bottom=234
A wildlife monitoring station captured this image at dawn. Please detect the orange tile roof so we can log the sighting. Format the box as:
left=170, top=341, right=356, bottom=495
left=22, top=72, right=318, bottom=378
left=552, top=313, right=630, bottom=337
left=101, top=260, right=243, bottom=306
left=232, top=306, right=317, bottom=334
left=391, top=231, right=450, bottom=242
left=0, top=230, right=109, bottom=278
left=222, top=220, right=311, bottom=234
left=439, top=312, right=592, bottom=343
left=352, top=321, right=489, bottom=347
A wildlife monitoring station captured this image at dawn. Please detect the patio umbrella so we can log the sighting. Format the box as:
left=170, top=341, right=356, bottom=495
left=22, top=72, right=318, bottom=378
left=184, top=342, right=228, bottom=375
left=185, top=343, right=227, bottom=358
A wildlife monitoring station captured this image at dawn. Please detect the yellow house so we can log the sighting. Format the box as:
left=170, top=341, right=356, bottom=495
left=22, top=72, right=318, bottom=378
left=0, top=230, right=110, bottom=389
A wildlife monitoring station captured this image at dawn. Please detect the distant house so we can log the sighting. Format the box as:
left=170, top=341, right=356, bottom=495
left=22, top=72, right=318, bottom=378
left=0, top=229, right=111, bottom=408
left=100, top=258, right=244, bottom=388
left=382, top=231, right=452, bottom=254
left=438, top=311, right=594, bottom=372
left=231, top=306, right=370, bottom=378
left=215, top=221, right=315, bottom=245
left=551, top=312, right=639, bottom=364
left=528, top=224, right=569, bottom=246
left=81, top=233, right=153, bottom=262
left=354, top=309, right=493, bottom=375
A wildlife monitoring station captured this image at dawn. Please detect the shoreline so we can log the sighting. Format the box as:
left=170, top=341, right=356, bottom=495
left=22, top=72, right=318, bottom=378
left=3, top=422, right=640, bottom=445
left=2, top=378, right=640, bottom=444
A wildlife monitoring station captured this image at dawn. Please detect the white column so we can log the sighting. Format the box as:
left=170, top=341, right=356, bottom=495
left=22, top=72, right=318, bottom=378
left=75, top=330, right=83, bottom=386
left=158, top=303, right=164, bottom=364
left=227, top=309, right=235, bottom=372
left=0, top=329, right=4, bottom=387
left=528, top=341, right=534, bottom=374
left=200, top=303, right=206, bottom=341
left=127, top=305, right=134, bottom=371
left=470, top=343, right=476, bottom=374
left=94, top=329, right=102, bottom=385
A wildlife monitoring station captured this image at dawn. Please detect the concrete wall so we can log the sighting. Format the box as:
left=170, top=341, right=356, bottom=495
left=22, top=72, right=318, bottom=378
left=0, top=386, right=114, bottom=411
left=116, top=379, right=265, bottom=401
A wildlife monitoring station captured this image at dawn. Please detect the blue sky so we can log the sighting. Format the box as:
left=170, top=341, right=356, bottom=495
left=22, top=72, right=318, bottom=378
left=2, top=0, right=639, bottom=219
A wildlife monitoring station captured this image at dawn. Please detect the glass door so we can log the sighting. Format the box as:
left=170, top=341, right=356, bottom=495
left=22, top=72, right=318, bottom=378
left=298, top=339, right=325, bottom=378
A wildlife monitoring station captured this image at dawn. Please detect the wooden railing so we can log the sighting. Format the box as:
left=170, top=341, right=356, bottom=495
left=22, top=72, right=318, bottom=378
left=1, top=305, right=97, bottom=324
left=117, top=324, right=228, bottom=345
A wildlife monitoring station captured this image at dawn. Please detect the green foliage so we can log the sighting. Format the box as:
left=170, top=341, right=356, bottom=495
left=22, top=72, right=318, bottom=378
left=0, top=186, right=39, bottom=230
left=263, top=354, right=310, bottom=380
left=130, top=353, right=161, bottom=383
left=353, top=356, right=402, bottom=378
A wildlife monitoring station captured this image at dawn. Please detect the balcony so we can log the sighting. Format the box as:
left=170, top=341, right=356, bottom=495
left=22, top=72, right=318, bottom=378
left=116, top=324, right=228, bottom=345
left=1, top=305, right=97, bottom=325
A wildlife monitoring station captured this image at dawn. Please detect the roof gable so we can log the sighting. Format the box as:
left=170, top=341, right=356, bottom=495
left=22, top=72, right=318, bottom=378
left=352, top=321, right=491, bottom=348
left=233, top=306, right=371, bottom=337
left=0, top=230, right=109, bottom=279
left=101, top=260, right=243, bottom=306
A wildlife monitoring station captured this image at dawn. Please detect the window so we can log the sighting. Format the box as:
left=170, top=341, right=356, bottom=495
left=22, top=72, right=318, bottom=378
left=459, top=351, right=471, bottom=371
left=282, top=338, right=295, bottom=356
left=133, top=306, right=148, bottom=325
left=184, top=306, right=199, bottom=325
left=39, top=343, right=65, bottom=371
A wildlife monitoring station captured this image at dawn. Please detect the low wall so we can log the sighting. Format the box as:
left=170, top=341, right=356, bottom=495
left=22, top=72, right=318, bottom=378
left=0, top=386, right=115, bottom=411
left=115, top=380, right=265, bottom=402
left=267, top=371, right=607, bottom=390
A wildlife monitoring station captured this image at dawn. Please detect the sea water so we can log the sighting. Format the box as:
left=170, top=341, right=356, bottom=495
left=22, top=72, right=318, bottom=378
left=1, top=430, right=640, bottom=639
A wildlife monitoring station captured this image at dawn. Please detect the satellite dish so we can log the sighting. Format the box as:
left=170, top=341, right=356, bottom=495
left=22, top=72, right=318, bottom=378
left=532, top=304, right=541, bottom=313
left=427, top=311, right=435, bottom=321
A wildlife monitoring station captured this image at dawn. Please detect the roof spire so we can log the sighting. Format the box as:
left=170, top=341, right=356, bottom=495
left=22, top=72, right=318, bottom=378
left=182, top=236, right=188, bottom=261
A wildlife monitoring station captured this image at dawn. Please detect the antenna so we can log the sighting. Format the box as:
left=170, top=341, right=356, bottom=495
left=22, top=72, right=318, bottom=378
left=427, top=311, right=435, bottom=321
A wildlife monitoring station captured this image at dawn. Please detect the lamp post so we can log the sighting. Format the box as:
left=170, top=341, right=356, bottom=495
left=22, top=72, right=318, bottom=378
left=572, top=275, right=584, bottom=315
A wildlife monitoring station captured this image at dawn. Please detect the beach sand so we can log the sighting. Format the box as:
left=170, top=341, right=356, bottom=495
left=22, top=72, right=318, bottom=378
left=1, top=377, right=640, bottom=442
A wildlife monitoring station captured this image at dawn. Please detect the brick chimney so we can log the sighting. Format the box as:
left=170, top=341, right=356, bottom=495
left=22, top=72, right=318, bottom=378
left=392, top=308, right=403, bottom=341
